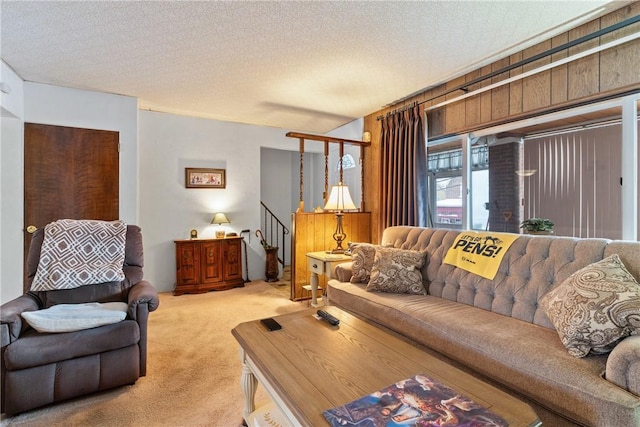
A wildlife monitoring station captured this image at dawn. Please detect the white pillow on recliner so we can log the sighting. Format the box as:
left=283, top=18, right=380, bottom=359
left=21, top=302, right=128, bottom=333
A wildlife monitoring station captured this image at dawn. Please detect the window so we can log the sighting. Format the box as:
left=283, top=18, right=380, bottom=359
left=427, top=146, right=489, bottom=230
left=336, top=154, right=356, bottom=170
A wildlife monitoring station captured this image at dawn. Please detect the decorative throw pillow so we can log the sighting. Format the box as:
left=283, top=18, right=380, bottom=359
left=21, top=302, right=128, bottom=333
left=31, top=219, right=127, bottom=291
left=541, top=254, right=640, bottom=358
left=366, top=248, right=427, bottom=295
left=350, top=243, right=379, bottom=284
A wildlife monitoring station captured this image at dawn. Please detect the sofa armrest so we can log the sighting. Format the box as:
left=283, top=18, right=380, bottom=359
left=335, top=261, right=354, bottom=282
left=127, top=280, right=159, bottom=320
left=0, top=294, right=40, bottom=345
left=606, top=335, right=640, bottom=397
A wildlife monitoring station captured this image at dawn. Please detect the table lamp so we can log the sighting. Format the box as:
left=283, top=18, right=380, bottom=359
left=324, top=182, right=357, bottom=254
left=211, top=212, right=230, bottom=238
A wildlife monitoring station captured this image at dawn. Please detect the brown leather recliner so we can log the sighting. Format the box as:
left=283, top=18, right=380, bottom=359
left=0, top=224, right=159, bottom=415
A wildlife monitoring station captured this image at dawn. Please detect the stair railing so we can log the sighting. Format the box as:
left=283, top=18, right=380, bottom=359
left=259, top=201, right=290, bottom=268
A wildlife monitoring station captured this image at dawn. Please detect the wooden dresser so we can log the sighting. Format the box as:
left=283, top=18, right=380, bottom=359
left=174, top=237, right=244, bottom=295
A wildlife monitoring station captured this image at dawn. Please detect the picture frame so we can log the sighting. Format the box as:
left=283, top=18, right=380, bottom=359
left=185, top=168, right=226, bottom=189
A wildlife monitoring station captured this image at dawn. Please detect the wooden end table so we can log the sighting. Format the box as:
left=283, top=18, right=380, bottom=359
left=304, top=251, right=351, bottom=307
left=232, top=307, right=541, bottom=427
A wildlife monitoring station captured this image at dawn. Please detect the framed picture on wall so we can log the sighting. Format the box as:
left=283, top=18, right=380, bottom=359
left=185, top=168, right=226, bottom=189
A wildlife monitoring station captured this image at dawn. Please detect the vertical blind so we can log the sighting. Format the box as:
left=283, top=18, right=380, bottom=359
left=523, top=123, right=622, bottom=239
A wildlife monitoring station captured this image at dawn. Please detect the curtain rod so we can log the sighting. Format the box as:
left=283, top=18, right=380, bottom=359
left=377, top=14, right=640, bottom=121
left=380, top=102, right=418, bottom=119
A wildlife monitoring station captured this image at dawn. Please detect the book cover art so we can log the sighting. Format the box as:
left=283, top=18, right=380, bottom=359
left=323, top=374, right=508, bottom=427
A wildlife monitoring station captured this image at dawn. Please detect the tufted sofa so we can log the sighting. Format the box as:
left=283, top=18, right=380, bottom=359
left=327, top=226, right=640, bottom=427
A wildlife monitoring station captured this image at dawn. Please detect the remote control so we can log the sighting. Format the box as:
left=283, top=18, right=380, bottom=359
left=317, top=310, right=340, bottom=326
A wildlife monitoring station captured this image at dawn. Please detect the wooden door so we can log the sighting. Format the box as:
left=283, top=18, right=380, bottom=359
left=24, top=123, right=119, bottom=292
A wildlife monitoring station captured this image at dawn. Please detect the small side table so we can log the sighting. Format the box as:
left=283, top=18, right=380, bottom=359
left=304, top=251, right=351, bottom=307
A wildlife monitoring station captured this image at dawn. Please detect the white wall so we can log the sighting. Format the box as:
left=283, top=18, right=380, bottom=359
left=261, top=148, right=297, bottom=218
left=138, top=111, right=301, bottom=292
left=1, top=76, right=364, bottom=300
left=260, top=147, right=295, bottom=267
left=1, top=61, right=25, bottom=302
left=1, top=60, right=24, bottom=119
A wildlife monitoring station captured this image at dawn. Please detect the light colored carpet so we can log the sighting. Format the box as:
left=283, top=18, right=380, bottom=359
left=1, top=281, right=305, bottom=427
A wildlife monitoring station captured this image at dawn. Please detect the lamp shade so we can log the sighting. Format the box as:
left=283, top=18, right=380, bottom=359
left=211, top=212, right=230, bottom=225
left=324, top=183, right=357, bottom=212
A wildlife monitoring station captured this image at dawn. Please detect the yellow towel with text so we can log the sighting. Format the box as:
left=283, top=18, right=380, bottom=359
left=444, top=231, right=519, bottom=280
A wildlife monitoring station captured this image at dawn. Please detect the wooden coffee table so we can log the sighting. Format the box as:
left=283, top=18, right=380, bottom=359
left=232, top=307, right=541, bottom=427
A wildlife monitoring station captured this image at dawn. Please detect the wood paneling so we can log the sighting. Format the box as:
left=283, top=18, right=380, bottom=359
left=363, top=114, right=380, bottom=238
left=416, top=5, right=638, bottom=141
left=445, top=76, right=466, bottom=134
left=509, top=51, right=523, bottom=115
left=479, top=64, right=493, bottom=124
left=428, top=84, right=447, bottom=137
left=464, top=69, right=482, bottom=128
left=599, top=2, right=640, bottom=91
left=491, top=57, right=510, bottom=121
left=567, top=20, right=601, bottom=100
left=291, top=212, right=371, bottom=301
left=522, top=40, right=552, bottom=112
left=551, top=33, right=569, bottom=105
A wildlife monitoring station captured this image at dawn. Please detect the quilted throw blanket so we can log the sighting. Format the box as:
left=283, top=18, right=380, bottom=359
left=31, top=219, right=127, bottom=291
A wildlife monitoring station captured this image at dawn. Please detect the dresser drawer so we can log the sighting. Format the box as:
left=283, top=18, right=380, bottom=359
left=308, top=258, right=324, bottom=275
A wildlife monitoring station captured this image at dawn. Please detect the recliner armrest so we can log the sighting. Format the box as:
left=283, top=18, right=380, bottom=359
left=127, top=280, right=158, bottom=376
left=127, top=280, right=159, bottom=320
left=0, top=294, right=40, bottom=344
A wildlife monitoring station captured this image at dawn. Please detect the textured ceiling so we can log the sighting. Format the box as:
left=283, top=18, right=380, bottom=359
left=0, top=1, right=623, bottom=133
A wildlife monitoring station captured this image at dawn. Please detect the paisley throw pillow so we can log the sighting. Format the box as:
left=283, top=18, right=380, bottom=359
left=350, top=243, right=378, bottom=284
left=366, top=248, right=427, bottom=295
left=541, top=254, right=640, bottom=358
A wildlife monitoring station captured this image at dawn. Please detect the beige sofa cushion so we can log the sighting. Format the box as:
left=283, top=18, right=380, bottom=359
left=541, top=254, right=640, bottom=358
left=379, top=226, right=640, bottom=330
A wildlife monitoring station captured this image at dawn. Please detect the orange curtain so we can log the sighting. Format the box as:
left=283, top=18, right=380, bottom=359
left=379, top=104, right=427, bottom=234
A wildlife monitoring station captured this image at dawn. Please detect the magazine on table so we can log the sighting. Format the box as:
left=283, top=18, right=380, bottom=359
left=323, top=374, right=508, bottom=427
